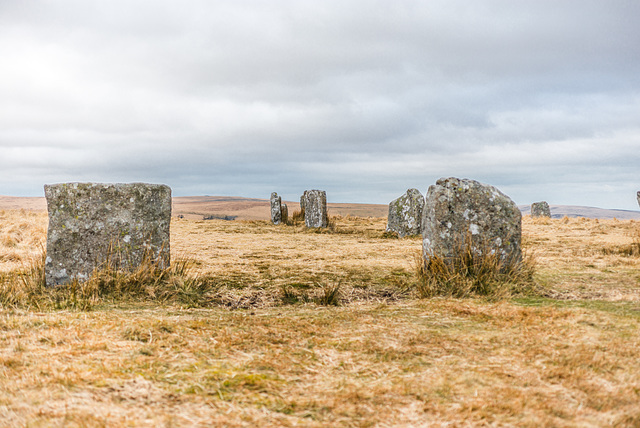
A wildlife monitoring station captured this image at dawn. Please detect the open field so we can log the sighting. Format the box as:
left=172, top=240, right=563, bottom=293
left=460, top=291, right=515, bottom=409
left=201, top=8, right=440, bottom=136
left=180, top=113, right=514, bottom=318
left=3, top=194, right=639, bottom=220
left=1, top=208, right=640, bottom=426
left=0, top=195, right=391, bottom=221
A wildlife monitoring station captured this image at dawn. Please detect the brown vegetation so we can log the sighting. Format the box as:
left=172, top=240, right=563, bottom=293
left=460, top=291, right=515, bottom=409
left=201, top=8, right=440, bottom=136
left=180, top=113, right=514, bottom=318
left=1, top=210, right=640, bottom=426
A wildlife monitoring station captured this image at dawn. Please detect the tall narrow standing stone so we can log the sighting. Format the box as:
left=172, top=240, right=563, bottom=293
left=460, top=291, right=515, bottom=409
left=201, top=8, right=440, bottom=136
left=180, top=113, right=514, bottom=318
left=44, top=182, right=171, bottom=287
left=270, top=192, right=282, bottom=225
left=386, top=188, right=425, bottom=237
left=299, top=194, right=306, bottom=216
left=301, top=190, right=328, bottom=228
left=531, top=201, right=551, bottom=218
left=637, top=191, right=639, bottom=208
left=281, top=203, right=288, bottom=224
left=422, top=177, right=522, bottom=267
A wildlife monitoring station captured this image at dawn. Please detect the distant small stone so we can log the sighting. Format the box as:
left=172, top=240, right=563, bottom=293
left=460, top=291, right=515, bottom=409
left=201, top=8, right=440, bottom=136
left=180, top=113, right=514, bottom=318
left=422, top=177, right=522, bottom=267
left=270, top=192, right=282, bottom=225
left=301, top=190, right=328, bottom=228
left=281, top=203, right=288, bottom=224
left=386, top=189, right=424, bottom=237
left=44, top=182, right=171, bottom=287
left=531, top=201, right=551, bottom=218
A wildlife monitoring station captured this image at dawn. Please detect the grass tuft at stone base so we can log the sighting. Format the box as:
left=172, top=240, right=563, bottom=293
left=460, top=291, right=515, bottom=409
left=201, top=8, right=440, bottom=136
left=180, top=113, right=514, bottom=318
left=416, top=240, right=539, bottom=299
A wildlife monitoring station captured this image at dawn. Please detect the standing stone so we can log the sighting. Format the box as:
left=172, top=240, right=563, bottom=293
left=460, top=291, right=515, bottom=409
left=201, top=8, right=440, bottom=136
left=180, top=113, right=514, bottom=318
left=301, top=190, right=328, bottom=228
left=637, top=191, right=639, bottom=208
left=281, top=203, right=288, bottom=224
left=386, top=189, right=425, bottom=237
left=270, top=192, right=282, bottom=225
left=299, top=194, right=306, bottom=216
left=44, top=182, right=171, bottom=287
left=422, top=177, right=522, bottom=267
left=531, top=201, right=551, bottom=218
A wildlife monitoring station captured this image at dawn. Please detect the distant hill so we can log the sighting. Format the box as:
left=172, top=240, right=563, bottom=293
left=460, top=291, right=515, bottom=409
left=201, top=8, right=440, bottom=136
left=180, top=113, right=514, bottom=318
left=171, top=196, right=388, bottom=220
left=2, top=195, right=638, bottom=220
left=518, top=204, right=640, bottom=220
left=0, top=196, right=47, bottom=211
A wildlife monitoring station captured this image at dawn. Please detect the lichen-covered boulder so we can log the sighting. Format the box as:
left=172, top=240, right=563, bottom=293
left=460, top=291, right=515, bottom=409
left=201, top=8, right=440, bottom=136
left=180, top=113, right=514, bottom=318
left=301, top=190, right=328, bottom=228
left=422, top=177, right=522, bottom=266
left=386, top=189, right=424, bottom=237
left=44, top=182, right=171, bottom=286
left=270, top=192, right=282, bottom=225
left=531, top=201, right=551, bottom=218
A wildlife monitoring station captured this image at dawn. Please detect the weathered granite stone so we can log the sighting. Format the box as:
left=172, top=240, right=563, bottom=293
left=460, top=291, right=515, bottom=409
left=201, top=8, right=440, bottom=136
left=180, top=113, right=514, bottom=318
left=281, top=203, right=288, bottom=224
left=531, top=201, right=551, bottom=218
left=301, top=190, right=328, bottom=228
left=44, top=182, right=171, bottom=286
left=422, top=177, right=522, bottom=267
left=299, top=194, right=306, bottom=216
left=386, top=189, right=425, bottom=237
left=270, top=192, right=282, bottom=225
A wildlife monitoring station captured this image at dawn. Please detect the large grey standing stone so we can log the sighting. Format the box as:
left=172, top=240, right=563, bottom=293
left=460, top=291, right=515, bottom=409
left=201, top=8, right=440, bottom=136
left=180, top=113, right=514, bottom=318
left=44, top=182, right=171, bottom=287
left=386, top=189, right=425, bottom=237
left=270, top=192, right=282, bottom=225
left=422, top=177, right=522, bottom=267
left=637, top=191, right=640, bottom=208
left=531, top=201, right=551, bottom=218
left=301, top=190, right=328, bottom=228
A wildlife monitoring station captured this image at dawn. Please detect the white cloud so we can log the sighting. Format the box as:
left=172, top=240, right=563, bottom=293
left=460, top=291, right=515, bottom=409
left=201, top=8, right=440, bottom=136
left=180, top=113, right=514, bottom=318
left=0, top=0, right=639, bottom=209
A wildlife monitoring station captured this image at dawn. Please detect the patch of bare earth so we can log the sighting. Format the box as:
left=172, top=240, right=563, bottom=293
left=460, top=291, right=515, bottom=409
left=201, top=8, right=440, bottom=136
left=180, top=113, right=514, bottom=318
left=0, top=211, right=639, bottom=426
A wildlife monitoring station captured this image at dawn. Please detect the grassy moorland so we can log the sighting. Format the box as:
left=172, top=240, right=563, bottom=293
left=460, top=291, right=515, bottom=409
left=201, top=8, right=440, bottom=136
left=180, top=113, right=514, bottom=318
left=1, top=210, right=640, bottom=427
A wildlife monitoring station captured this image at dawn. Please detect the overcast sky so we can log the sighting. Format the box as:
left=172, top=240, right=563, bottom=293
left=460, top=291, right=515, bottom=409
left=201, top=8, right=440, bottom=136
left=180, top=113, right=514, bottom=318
left=1, top=1, right=639, bottom=209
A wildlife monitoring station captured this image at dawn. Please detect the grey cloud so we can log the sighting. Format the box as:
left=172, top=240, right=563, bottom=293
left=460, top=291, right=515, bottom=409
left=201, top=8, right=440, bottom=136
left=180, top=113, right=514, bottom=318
left=0, top=0, right=639, bottom=209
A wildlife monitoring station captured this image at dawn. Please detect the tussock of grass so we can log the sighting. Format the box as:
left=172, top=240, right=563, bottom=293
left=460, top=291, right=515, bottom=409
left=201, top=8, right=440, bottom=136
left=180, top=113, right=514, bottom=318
left=286, top=209, right=304, bottom=226
left=416, top=239, right=538, bottom=299
left=1, top=252, right=410, bottom=311
left=0, top=252, right=227, bottom=310
left=280, top=280, right=343, bottom=306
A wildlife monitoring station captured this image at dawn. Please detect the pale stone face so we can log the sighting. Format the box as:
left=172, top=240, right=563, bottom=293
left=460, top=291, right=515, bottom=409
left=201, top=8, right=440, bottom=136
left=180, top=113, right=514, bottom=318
left=531, top=201, right=551, bottom=218
left=270, top=192, right=282, bottom=225
left=422, top=177, right=522, bottom=267
left=386, top=188, right=425, bottom=237
left=44, top=182, right=171, bottom=286
left=301, top=190, right=328, bottom=228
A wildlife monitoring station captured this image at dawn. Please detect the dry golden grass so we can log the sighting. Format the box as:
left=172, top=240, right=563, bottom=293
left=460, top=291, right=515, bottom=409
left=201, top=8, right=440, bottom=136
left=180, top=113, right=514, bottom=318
left=0, top=210, right=47, bottom=272
left=525, top=215, right=640, bottom=301
left=0, top=211, right=640, bottom=426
